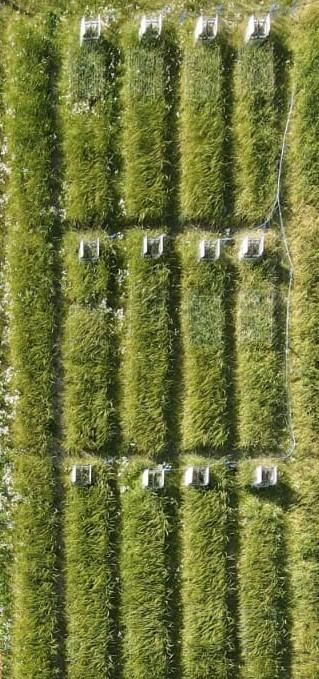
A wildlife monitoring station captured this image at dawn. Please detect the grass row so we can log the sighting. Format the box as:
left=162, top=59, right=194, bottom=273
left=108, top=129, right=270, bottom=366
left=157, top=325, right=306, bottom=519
left=238, top=461, right=290, bottom=679
left=233, top=32, right=285, bottom=225
left=122, top=229, right=178, bottom=459
left=5, top=15, right=62, bottom=678
left=122, top=22, right=179, bottom=226
left=60, top=16, right=120, bottom=229
left=119, top=458, right=179, bottom=679
left=180, top=33, right=230, bottom=227
left=5, top=14, right=60, bottom=456
left=62, top=231, right=120, bottom=456
left=179, top=233, right=234, bottom=453
left=181, top=457, right=234, bottom=679
left=64, top=458, right=119, bottom=679
left=236, top=232, right=286, bottom=455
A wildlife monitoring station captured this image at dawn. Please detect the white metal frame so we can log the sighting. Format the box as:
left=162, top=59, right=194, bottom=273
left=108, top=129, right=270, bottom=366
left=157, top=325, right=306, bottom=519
left=78, top=238, right=100, bottom=261
left=142, top=234, right=166, bottom=258
left=195, top=15, right=219, bottom=42
left=245, top=14, right=271, bottom=43
left=198, top=238, right=222, bottom=261
left=184, top=465, right=210, bottom=488
left=253, top=465, right=278, bottom=488
left=239, top=236, right=264, bottom=261
left=142, top=467, right=165, bottom=489
left=139, top=13, right=163, bottom=39
left=71, top=464, right=93, bottom=486
left=80, top=16, right=102, bottom=45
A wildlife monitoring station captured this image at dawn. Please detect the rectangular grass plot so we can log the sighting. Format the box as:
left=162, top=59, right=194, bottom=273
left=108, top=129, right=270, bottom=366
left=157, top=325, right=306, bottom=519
left=183, top=48, right=222, bottom=103
left=187, top=293, right=224, bottom=347
left=238, top=289, right=275, bottom=347
left=127, top=47, right=164, bottom=100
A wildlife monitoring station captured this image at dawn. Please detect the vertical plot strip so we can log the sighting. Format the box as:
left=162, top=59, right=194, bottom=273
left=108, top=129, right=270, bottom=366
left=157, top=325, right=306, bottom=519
left=238, top=462, right=290, bottom=679
left=122, top=230, right=176, bottom=458
left=5, top=16, right=60, bottom=456
left=11, top=457, right=60, bottom=679
left=120, top=460, right=179, bottom=679
left=236, top=234, right=285, bottom=454
left=180, top=38, right=228, bottom=226
left=122, top=25, right=178, bottom=224
left=62, top=232, right=119, bottom=456
left=61, top=17, right=120, bottom=228
left=181, top=459, right=234, bottom=679
left=64, top=459, right=118, bottom=679
left=234, top=39, right=280, bottom=224
left=180, top=234, right=232, bottom=452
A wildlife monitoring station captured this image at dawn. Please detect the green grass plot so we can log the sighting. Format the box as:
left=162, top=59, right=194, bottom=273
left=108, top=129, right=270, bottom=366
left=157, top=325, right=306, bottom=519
left=62, top=232, right=119, bottom=456
left=181, top=457, right=234, bottom=679
left=64, top=458, right=119, bottom=679
left=180, top=35, right=229, bottom=226
left=179, top=233, right=233, bottom=453
left=60, top=17, right=120, bottom=228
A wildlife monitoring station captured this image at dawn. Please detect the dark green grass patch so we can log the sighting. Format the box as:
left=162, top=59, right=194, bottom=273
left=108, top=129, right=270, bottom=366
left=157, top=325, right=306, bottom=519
left=119, top=457, right=179, bottom=679
left=179, top=233, right=234, bottom=453
left=236, top=232, right=286, bottom=455
left=62, top=231, right=119, bottom=455
left=289, top=460, right=319, bottom=679
left=11, top=455, right=60, bottom=679
left=60, top=17, right=120, bottom=228
left=238, top=460, right=291, bottom=679
left=290, top=209, right=319, bottom=457
left=291, top=7, right=319, bottom=208
left=181, top=456, right=234, bottom=679
left=233, top=36, right=284, bottom=225
left=180, top=35, right=229, bottom=227
left=121, top=230, right=177, bottom=458
left=122, top=23, right=179, bottom=225
left=64, top=457, right=119, bottom=679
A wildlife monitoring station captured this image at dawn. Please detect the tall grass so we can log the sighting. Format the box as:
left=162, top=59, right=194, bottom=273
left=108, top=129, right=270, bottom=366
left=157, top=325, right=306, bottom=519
left=5, top=14, right=60, bottom=456
left=11, top=456, right=60, bottom=679
left=180, top=33, right=229, bottom=227
left=120, top=457, right=179, bottom=679
left=181, top=457, right=234, bottom=679
left=122, top=230, right=177, bottom=458
left=64, top=457, right=119, bottom=679
left=62, top=231, right=119, bottom=456
left=236, top=232, right=286, bottom=455
left=60, top=16, right=120, bottom=229
left=233, top=35, right=283, bottom=225
left=179, top=232, right=233, bottom=453
left=122, top=22, right=179, bottom=225
left=238, top=460, right=290, bottom=679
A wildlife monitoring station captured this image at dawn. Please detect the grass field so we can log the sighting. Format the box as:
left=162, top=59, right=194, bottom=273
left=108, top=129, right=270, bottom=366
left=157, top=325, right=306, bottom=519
left=0, top=3, right=318, bottom=679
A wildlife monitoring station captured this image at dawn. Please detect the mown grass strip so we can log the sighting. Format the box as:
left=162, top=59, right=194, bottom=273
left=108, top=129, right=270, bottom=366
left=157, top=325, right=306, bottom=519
left=122, top=22, right=178, bottom=225
left=62, top=231, right=119, bottom=456
left=233, top=35, right=283, bottom=225
left=5, top=14, right=60, bottom=456
left=60, top=16, right=120, bottom=229
left=180, top=33, right=229, bottom=227
left=238, top=460, right=290, bottom=679
left=64, top=458, right=119, bottom=679
left=122, top=229, right=177, bottom=458
left=120, top=457, right=179, bottom=679
left=181, top=457, right=234, bottom=679
left=236, top=232, right=286, bottom=455
left=179, top=233, right=233, bottom=453
left=11, top=456, right=60, bottom=679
